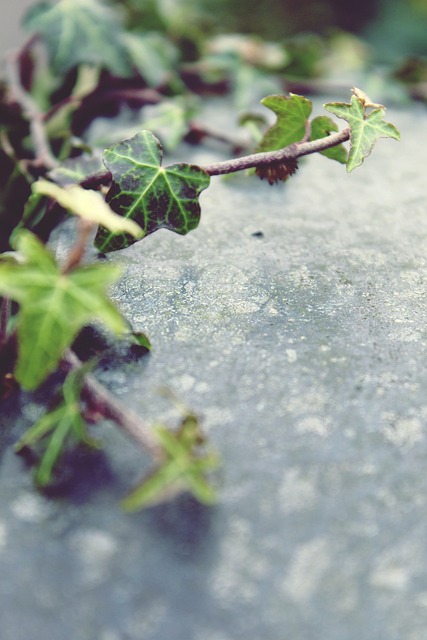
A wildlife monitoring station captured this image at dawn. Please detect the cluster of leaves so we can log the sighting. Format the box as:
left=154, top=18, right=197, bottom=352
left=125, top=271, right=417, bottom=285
left=0, top=0, right=401, bottom=511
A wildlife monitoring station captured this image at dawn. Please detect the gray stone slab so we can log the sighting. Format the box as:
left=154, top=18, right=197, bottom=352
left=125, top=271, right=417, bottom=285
left=1, top=100, right=427, bottom=640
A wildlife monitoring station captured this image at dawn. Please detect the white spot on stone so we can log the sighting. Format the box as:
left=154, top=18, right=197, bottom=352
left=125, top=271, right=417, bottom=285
left=125, top=600, right=167, bottom=637
left=100, top=631, right=121, bottom=640
left=278, top=468, right=317, bottom=513
left=281, top=538, right=331, bottom=603
left=175, top=373, right=196, bottom=392
left=415, top=592, right=427, bottom=608
left=370, top=565, right=410, bottom=591
left=10, top=492, right=51, bottom=523
left=297, top=416, right=329, bottom=437
left=195, top=381, right=210, bottom=394
left=384, top=417, right=424, bottom=448
left=202, top=406, right=232, bottom=429
left=69, top=529, right=118, bottom=586
left=0, top=521, right=7, bottom=551
left=194, top=631, right=230, bottom=640
left=230, top=300, right=260, bottom=314
left=285, top=348, right=297, bottom=363
left=210, top=516, right=268, bottom=608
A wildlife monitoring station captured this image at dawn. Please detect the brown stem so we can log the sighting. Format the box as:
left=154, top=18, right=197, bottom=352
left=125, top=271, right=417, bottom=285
left=61, top=219, right=95, bottom=274
left=201, top=127, right=350, bottom=176
left=61, top=349, right=163, bottom=460
left=6, top=47, right=59, bottom=170
left=0, top=297, right=11, bottom=350
left=185, top=121, right=251, bottom=151
left=78, top=127, right=350, bottom=189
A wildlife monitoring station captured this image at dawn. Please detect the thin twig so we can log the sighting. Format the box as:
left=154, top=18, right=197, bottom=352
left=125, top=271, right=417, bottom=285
left=185, top=121, right=251, bottom=151
left=201, top=127, right=350, bottom=176
left=61, top=349, right=163, bottom=461
left=79, top=169, right=112, bottom=190
left=5, top=47, right=59, bottom=170
left=0, top=297, right=11, bottom=350
left=78, top=127, right=350, bottom=189
left=61, top=219, right=95, bottom=274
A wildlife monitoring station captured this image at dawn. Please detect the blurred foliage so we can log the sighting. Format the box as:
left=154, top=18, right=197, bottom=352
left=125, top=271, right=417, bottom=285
left=363, top=0, right=427, bottom=60
left=0, top=0, right=409, bottom=510
left=118, top=0, right=380, bottom=39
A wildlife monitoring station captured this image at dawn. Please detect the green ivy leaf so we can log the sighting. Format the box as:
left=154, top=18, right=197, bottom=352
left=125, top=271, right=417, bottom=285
left=14, top=364, right=100, bottom=486
left=0, top=231, right=127, bottom=390
left=310, top=115, right=348, bottom=164
left=130, top=331, right=152, bottom=352
left=121, top=412, right=219, bottom=511
left=256, top=93, right=313, bottom=152
left=123, top=31, right=180, bottom=88
left=140, top=100, right=189, bottom=151
left=94, top=131, right=210, bottom=253
left=324, top=94, right=400, bottom=172
left=23, top=0, right=132, bottom=76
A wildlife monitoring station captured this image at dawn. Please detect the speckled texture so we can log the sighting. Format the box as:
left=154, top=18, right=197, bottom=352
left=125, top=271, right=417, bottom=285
left=1, top=100, right=427, bottom=640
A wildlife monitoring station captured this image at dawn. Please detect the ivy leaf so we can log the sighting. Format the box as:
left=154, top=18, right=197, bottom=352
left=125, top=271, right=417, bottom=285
left=123, top=31, right=180, bottom=88
left=256, top=93, right=313, bottom=152
left=121, top=412, right=219, bottom=511
left=0, top=231, right=127, bottom=390
left=310, top=115, right=348, bottom=164
left=140, top=101, right=189, bottom=151
left=324, top=93, right=400, bottom=172
left=14, top=364, right=99, bottom=487
left=130, top=331, right=152, bottom=352
left=23, top=0, right=131, bottom=76
left=94, top=131, right=210, bottom=253
left=33, top=180, right=144, bottom=239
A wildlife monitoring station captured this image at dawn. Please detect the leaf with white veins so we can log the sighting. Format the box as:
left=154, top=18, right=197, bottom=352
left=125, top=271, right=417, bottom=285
left=23, top=0, right=131, bottom=76
left=95, top=131, right=210, bottom=252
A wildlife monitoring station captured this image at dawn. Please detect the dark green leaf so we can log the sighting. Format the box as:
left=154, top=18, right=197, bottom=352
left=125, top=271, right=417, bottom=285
left=23, top=0, right=132, bottom=76
left=0, top=231, right=127, bottom=389
left=94, top=131, right=210, bottom=253
left=130, top=331, right=152, bottom=351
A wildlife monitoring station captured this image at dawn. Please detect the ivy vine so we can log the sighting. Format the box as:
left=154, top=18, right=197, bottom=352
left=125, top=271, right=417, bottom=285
left=0, top=0, right=401, bottom=511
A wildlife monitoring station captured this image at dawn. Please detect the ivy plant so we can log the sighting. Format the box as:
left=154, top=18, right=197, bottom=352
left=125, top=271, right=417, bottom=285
left=0, top=0, right=400, bottom=511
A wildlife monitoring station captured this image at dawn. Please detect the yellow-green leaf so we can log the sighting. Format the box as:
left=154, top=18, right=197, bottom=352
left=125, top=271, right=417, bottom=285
left=121, top=414, right=219, bottom=511
left=256, top=93, right=313, bottom=152
left=324, top=93, right=400, bottom=172
left=33, top=180, right=144, bottom=239
left=0, top=231, right=127, bottom=390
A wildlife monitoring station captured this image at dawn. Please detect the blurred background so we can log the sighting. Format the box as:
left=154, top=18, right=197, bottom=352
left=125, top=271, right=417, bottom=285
left=1, top=0, right=427, bottom=61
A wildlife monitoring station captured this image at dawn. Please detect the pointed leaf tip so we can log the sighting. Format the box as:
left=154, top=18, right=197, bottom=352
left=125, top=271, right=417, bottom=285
left=324, top=94, right=400, bottom=172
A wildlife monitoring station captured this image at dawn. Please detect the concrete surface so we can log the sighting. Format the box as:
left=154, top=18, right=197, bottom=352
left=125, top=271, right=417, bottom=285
left=1, top=95, right=427, bottom=640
